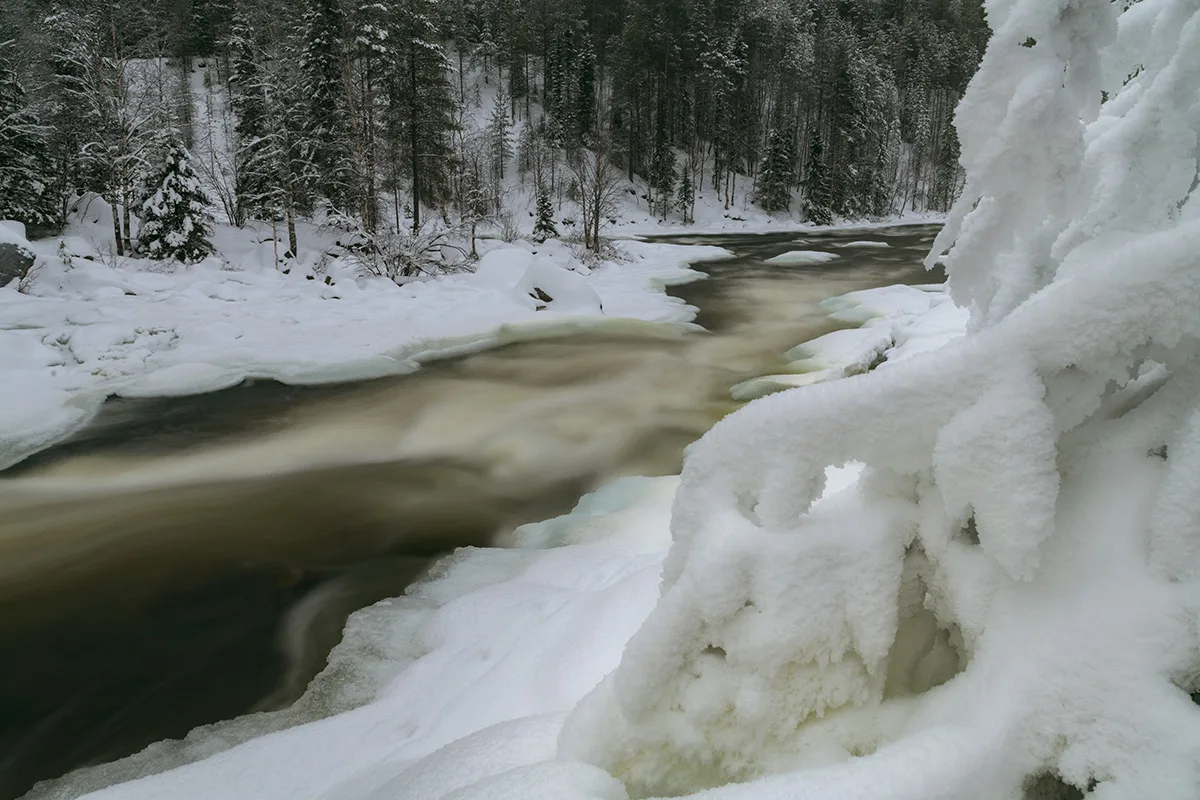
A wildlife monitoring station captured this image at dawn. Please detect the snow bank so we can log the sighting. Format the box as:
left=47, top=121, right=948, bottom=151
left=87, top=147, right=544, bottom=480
left=764, top=250, right=840, bottom=265
left=0, top=226, right=726, bottom=469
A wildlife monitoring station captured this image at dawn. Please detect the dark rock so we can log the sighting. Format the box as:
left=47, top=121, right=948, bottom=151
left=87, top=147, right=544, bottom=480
left=0, top=242, right=35, bottom=286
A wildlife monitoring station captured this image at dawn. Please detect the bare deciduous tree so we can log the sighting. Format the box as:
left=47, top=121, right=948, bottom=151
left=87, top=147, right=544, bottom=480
left=568, top=137, right=623, bottom=253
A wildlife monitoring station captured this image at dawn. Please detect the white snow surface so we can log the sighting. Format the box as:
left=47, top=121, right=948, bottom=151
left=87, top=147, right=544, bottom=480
left=0, top=218, right=725, bottom=468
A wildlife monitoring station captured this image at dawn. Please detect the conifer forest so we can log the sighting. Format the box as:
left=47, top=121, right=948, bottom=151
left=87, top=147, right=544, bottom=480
left=0, top=0, right=988, bottom=249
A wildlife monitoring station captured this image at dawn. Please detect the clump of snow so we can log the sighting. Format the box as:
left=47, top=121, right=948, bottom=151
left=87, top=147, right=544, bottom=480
left=557, top=1, right=1200, bottom=798
left=764, top=250, right=840, bottom=265
left=837, top=240, right=892, bottom=249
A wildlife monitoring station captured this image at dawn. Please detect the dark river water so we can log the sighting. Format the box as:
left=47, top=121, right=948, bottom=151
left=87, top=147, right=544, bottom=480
left=0, top=225, right=942, bottom=799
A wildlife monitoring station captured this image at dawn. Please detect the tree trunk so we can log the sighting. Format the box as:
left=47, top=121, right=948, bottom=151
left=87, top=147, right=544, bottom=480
left=110, top=194, right=124, bottom=256
left=287, top=205, right=297, bottom=257
left=409, top=51, right=421, bottom=234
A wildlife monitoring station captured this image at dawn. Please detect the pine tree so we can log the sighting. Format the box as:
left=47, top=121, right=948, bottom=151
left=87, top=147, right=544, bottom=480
left=136, top=142, right=216, bottom=263
left=0, top=45, right=58, bottom=231
left=299, top=0, right=357, bottom=212
left=756, top=128, right=794, bottom=213
left=802, top=132, right=834, bottom=226
left=533, top=185, right=557, bottom=241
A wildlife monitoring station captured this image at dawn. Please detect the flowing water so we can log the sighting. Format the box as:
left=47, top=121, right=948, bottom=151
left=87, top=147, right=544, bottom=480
left=0, top=225, right=942, bottom=798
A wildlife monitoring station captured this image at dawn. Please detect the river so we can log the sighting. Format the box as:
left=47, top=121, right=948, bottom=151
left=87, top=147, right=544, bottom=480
left=0, top=225, right=942, bottom=798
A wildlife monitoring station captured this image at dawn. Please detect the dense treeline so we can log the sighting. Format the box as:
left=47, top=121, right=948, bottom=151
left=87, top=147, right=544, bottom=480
left=0, top=0, right=987, bottom=257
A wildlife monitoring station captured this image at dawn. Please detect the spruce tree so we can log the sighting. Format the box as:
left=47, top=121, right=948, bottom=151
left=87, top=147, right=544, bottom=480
left=299, top=0, right=357, bottom=213
left=487, top=92, right=513, bottom=181
left=0, top=46, right=57, bottom=231
left=533, top=185, right=557, bottom=241
left=802, top=132, right=834, bottom=226
left=649, top=130, right=676, bottom=219
left=228, top=11, right=269, bottom=225
left=676, top=169, right=695, bottom=224
left=756, top=129, right=794, bottom=214
left=136, top=142, right=216, bottom=263
left=392, top=0, right=458, bottom=233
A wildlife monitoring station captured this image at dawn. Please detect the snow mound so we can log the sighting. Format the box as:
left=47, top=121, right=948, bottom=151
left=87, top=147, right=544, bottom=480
left=765, top=250, right=840, bottom=265
left=838, top=240, right=891, bottom=249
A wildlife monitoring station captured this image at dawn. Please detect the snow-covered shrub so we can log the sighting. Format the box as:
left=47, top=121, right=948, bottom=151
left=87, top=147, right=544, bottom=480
left=328, top=213, right=471, bottom=282
left=559, top=1, right=1200, bottom=797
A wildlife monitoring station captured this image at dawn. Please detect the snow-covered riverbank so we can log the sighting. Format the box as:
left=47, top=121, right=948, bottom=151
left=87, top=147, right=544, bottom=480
left=0, top=219, right=729, bottom=469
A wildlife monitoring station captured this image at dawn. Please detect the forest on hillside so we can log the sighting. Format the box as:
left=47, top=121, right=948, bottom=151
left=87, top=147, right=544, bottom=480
left=0, top=0, right=988, bottom=258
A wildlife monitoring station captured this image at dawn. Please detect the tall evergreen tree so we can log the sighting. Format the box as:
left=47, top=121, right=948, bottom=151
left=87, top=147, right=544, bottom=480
left=228, top=10, right=269, bottom=226
left=392, top=0, right=458, bottom=232
left=649, top=129, right=677, bottom=219
left=299, top=0, right=356, bottom=212
left=533, top=184, right=557, bottom=242
left=756, top=128, right=794, bottom=213
left=487, top=91, right=513, bottom=181
left=136, top=141, right=216, bottom=262
left=802, top=132, right=834, bottom=225
left=0, top=45, right=57, bottom=231
left=676, top=167, right=695, bottom=223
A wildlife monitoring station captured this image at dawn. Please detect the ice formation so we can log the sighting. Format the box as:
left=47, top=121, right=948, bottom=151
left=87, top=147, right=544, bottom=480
left=558, top=1, right=1200, bottom=797
left=765, top=250, right=841, bottom=265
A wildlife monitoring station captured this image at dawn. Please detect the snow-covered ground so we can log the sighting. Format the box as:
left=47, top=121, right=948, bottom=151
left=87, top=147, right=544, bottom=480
left=0, top=216, right=728, bottom=470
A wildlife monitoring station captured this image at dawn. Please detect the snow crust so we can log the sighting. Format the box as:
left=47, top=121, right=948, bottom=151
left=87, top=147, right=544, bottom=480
left=0, top=219, right=724, bottom=468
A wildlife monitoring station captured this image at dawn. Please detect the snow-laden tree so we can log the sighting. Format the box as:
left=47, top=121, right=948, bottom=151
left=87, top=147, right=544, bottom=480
left=801, top=131, right=833, bottom=225
left=299, top=0, right=357, bottom=213
left=487, top=90, right=513, bottom=182
left=559, top=2, right=1200, bottom=798
left=755, top=128, right=793, bottom=214
left=0, top=43, right=57, bottom=231
left=136, top=142, right=215, bottom=263
left=533, top=185, right=557, bottom=242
